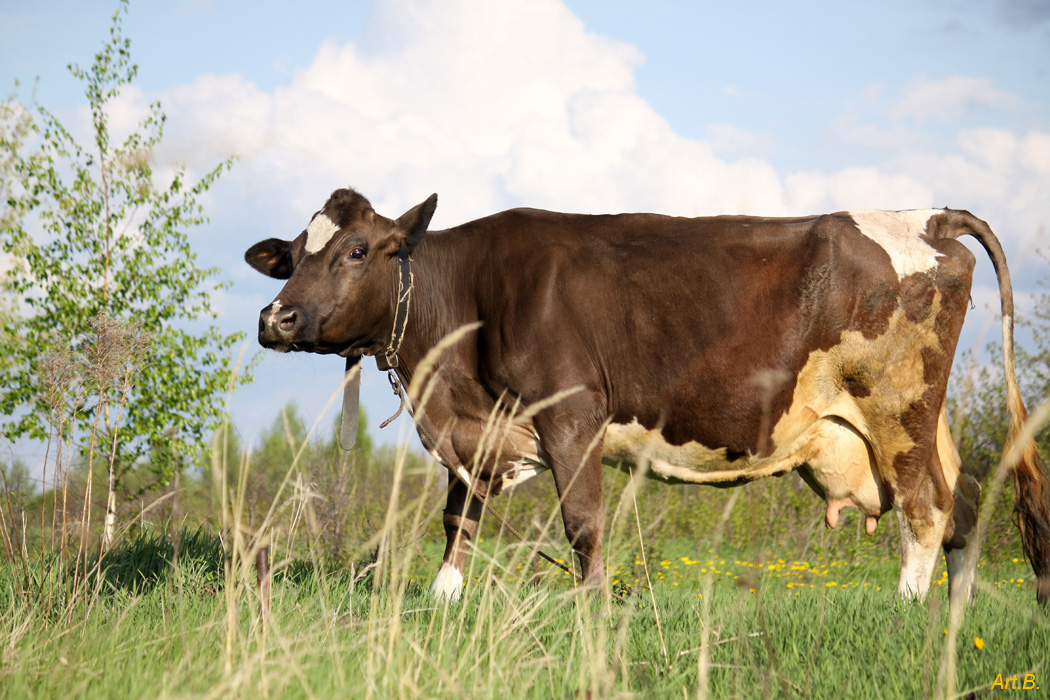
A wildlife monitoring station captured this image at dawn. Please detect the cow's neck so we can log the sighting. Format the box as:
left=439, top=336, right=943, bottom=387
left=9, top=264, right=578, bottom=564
left=375, top=249, right=413, bottom=371
left=386, top=228, right=481, bottom=393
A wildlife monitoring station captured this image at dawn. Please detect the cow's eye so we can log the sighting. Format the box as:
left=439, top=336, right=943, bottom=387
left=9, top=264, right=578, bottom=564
left=348, top=247, right=366, bottom=261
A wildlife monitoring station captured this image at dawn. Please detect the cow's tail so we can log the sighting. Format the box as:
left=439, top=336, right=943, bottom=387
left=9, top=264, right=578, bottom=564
left=942, top=209, right=1050, bottom=604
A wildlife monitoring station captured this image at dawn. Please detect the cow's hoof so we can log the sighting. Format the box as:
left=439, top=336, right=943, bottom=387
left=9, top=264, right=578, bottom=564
left=430, top=562, right=464, bottom=601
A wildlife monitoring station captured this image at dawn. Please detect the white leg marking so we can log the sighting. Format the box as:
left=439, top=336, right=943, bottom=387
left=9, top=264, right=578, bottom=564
left=945, top=544, right=978, bottom=606
left=430, top=562, right=464, bottom=601
left=896, top=513, right=945, bottom=599
left=304, top=213, right=339, bottom=254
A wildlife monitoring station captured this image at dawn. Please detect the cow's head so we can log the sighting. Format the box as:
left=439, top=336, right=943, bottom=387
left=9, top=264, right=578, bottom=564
left=245, top=188, right=437, bottom=357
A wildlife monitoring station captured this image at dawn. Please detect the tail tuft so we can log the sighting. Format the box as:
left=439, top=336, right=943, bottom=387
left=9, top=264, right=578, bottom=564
left=1010, top=436, right=1050, bottom=605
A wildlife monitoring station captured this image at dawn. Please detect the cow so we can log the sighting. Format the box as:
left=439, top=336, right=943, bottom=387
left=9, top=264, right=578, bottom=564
left=245, top=188, right=1050, bottom=607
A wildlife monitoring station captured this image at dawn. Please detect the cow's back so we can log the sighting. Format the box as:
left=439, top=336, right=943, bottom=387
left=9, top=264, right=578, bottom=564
left=462, top=208, right=976, bottom=484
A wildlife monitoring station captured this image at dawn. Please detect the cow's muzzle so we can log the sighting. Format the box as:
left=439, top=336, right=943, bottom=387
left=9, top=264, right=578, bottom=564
left=258, top=302, right=314, bottom=351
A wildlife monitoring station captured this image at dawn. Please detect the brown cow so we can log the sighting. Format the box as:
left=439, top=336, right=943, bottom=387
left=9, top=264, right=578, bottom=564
left=246, top=188, right=1050, bottom=606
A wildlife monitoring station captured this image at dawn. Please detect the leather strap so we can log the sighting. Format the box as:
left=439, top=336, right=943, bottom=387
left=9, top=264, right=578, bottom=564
left=376, top=249, right=413, bottom=371
left=339, top=356, right=361, bottom=450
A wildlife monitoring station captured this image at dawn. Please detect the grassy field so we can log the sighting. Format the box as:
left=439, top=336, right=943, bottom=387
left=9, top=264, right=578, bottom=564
left=3, top=390, right=1048, bottom=700
left=2, top=507, right=1047, bottom=700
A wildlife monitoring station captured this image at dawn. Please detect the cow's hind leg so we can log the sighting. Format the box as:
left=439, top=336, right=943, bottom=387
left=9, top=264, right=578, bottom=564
left=890, top=411, right=958, bottom=601
left=937, top=409, right=981, bottom=606
left=894, top=438, right=956, bottom=601
left=431, top=475, right=483, bottom=601
left=896, top=501, right=951, bottom=600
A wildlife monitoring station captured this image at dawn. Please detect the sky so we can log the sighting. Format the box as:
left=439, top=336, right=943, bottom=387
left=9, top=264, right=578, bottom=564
left=2, top=0, right=1049, bottom=478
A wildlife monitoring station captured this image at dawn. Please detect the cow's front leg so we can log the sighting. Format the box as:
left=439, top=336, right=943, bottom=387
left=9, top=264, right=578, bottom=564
left=431, top=474, right=483, bottom=601
left=536, top=404, right=607, bottom=587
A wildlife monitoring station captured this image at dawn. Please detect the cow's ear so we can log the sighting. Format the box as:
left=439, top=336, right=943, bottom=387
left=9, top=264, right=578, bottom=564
left=395, top=193, right=438, bottom=254
left=245, top=238, right=294, bottom=279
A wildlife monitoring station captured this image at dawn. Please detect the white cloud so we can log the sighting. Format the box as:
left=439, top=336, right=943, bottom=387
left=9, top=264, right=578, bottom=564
left=1019, top=131, right=1050, bottom=176
left=136, top=0, right=1047, bottom=297
left=783, top=171, right=830, bottom=215
left=891, top=75, right=1022, bottom=121
left=164, top=74, right=274, bottom=163
left=16, top=0, right=1039, bottom=289
left=150, top=0, right=803, bottom=229
left=825, top=167, right=935, bottom=212
left=879, top=128, right=1050, bottom=250
left=958, top=128, right=1018, bottom=171
left=704, top=123, right=776, bottom=159
left=899, top=151, right=1011, bottom=203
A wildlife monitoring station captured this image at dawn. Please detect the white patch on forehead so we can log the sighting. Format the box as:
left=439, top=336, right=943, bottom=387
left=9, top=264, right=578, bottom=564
left=848, top=209, right=943, bottom=280
left=304, top=213, right=339, bottom=254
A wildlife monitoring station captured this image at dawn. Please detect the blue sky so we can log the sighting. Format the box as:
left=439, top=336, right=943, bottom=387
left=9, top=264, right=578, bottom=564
left=3, top=0, right=1049, bottom=474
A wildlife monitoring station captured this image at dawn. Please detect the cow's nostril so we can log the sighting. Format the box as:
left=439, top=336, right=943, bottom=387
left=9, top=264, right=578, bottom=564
left=279, top=313, right=296, bottom=331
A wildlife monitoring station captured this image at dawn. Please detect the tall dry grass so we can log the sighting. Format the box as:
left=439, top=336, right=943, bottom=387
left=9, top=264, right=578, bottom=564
left=1, top=322, right=1047, bottom=699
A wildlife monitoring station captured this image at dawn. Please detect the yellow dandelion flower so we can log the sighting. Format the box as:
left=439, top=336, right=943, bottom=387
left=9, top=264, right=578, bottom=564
left=974, top=637, right=984, bottom=650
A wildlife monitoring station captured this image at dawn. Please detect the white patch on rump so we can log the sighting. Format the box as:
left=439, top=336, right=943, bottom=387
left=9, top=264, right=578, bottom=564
left=848, top=209, right=942, bottom=279
left=430, top=562, right=464, bottom=601
left=304, top=213, right=339, bottom=254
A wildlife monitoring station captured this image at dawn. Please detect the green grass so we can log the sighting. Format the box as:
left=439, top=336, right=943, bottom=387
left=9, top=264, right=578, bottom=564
left=1, top=529, right=1046, bottom=700
left=4, top=379, right=1046, bottom=699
